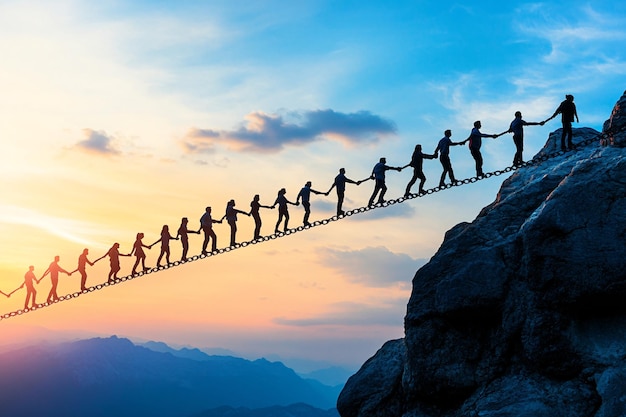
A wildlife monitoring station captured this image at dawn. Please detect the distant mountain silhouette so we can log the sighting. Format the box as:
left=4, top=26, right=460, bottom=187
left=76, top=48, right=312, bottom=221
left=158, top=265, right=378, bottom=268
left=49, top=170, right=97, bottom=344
left=191, top=402, right=339, bottom=417
left=0, top=336, right=339, bottom=417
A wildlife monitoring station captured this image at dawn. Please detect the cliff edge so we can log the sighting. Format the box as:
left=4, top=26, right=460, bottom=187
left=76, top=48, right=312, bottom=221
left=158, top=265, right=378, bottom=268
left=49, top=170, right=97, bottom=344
left=338, top=91, right=626, bottom=417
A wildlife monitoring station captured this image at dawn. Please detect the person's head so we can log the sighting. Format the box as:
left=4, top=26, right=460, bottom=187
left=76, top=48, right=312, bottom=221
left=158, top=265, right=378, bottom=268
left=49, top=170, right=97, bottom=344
left=305, top=181, right=312, bottom=187
left=137, top=232, right=144, bottom=239
left=113, top=243, right=120, bottom=249
left=54, top=255, right=60, bottom=262
left=379, top=157, right=386, bottom=163
left=444, top=129, right=452, bottom=137
left=415, top=144, right=422, bottom=151
left=566, top=94, right=574, bottom=101
left=339, top=168, right=346, bottom=174
left=181, top=217, right=188, bottom=224
left=253, top=194, right=260, bottom=202
left=474, top=121, right=481, bottom=128
left=29, top=265, right=34, bottom=271
left=161, top=225, right=168, bottom=232
left=205, top=206, right=211, bottom=213
left=228, top=199, right=235, bottom=207
left=82, top=248, right=89, bottom=255
left=279, top=188, right=286, bottom=195
left=515, top=111, right=522, bottom=118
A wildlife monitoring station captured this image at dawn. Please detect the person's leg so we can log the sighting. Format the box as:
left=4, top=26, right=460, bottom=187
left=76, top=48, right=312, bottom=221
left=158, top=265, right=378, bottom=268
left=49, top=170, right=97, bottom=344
left=405, top=170, right=418, bottom=196
left=337, top=190, right=345, bottom=215
left=210, top=230, right=217, bottom=252
left=377, top=181, right=388, bottom=203
left=284, top=211, right=290, bottom=231
left=418, top=171, right=426, bottom=193
left=303, top=202, right=311, bottom=225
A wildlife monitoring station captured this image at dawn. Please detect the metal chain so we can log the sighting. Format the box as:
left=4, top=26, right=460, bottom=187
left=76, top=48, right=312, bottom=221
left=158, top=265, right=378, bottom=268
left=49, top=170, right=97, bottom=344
left=1, top=125, right=623, bottom=321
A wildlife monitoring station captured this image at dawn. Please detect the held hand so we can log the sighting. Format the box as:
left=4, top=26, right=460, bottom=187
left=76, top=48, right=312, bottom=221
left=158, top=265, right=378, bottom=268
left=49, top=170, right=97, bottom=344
left=540, top=121, right=545, bottom=126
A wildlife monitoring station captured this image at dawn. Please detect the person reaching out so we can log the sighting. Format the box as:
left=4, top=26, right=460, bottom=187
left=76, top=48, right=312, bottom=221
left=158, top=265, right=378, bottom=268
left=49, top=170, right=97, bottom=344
left=544, top=94, right=579, bottom=151
left=95, top=243, right=130, bottom=283
left=71, top=248, right=97, bottom=292
left=249, top=195, right=273, bottom=240
left=130, top=232, right=151, bottom=275
left=327, top=168, right=361, bottom=216
left=150, top=225, right=178, bottom=267
left=272, top=188, right=298, bottom=233
left=20, top=265, right=38, bottom=310
left=222, top=199, right=250, bottom=246
left=499, top=111, right=544, bottom=166
left=462, top=121, right=498, bottom=177
left=198, top=207, right=221, bottom=254
left=403, top=144, right=437, bottom=196
left=367, top=157, right=402, bottom=206
left=435, top=130, right=464, bottom=187
left=296, top=181, right=325, bottom=227
left=177, top=217, right=199, bottom=262
left=41, top=255, right=71, bottom=303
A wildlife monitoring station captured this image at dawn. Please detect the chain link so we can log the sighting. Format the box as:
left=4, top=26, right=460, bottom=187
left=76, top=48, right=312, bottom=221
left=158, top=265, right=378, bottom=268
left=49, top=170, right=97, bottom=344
left=1, top=125, right=623, bottom=321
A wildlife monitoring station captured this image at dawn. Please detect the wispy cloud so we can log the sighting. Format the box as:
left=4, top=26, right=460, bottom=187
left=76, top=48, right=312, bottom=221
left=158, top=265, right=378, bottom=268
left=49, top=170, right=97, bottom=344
left=317, top=246, right=426, bottom=288
left=273, top=298, right=408, bottom=327
left=74, top=129, right=121, bottom=156
left=182, top=109, right=397, bottom=154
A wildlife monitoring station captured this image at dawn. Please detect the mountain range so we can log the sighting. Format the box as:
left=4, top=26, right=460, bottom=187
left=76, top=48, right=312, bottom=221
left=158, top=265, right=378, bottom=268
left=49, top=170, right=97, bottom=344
left=0, top=335, right=341, bottom=417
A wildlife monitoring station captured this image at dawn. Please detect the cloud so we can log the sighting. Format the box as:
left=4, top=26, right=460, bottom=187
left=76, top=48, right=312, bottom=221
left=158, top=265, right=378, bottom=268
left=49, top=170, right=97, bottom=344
left=75, top=129, right=121, bottom=156
left=273, top=298, right=408, bottom=327
left=182, top=109, right=397, bottom=153
left=318, top=246, right=426, bottom=288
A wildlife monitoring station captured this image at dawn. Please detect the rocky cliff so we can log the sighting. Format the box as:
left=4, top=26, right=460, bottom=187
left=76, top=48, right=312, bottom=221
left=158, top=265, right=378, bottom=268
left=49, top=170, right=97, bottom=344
left=338, top=91, right=626, bottom=417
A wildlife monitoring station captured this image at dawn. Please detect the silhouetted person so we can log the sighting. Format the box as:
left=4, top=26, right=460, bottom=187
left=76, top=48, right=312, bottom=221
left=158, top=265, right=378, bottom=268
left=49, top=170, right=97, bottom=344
left=249, top=195, right=273, bottom=240
left=176, top=217, right=199, bottom=261
left=95, top=243, right=129, bottom=282
left=545, top=94, right=579, bottom=150
left=327, top=168, right=360, bottom=216
left=130, top=232, right=150, bottom=275
left=500, top=111, right=544, bottom=166
left=41, top=255, right=70, bottom=303
left=367, top=157, right=402, bottom=206
left=199, top=206, right=221, bottom=254
left=20, top=265, right=38, bottom=309
left=296, top=181, right=324, bottom=226
left=272, top=188, right=298, bottom=233
left=150, top=225, right=178, bottom=267
left=463, top=121, right=497, bottom=177
left=403, top=144, right=437, bottom=196
left=71, top=248, right=96, bottom=292
left=222, top=199, right=250, bottom=246
left=435, top=130, right=463, bottom=187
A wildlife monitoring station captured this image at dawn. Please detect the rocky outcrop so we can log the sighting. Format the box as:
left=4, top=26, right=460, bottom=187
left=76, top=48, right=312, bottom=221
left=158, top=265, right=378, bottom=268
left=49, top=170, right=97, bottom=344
left=338, top=91, right=626, bottom=417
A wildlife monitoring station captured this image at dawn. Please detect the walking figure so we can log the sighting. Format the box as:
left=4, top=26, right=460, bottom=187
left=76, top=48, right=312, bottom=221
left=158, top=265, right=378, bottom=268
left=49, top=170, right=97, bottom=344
left=272, top=188, right=298, bottom=233
left=150, top=225, right=178, bottom=267
left=403, top=144, right=437, bottom=196
left=249, top=195, right=273, bottom=240
left=95, top=243, right=130, bottom=282
left=41, top=255, right=70, bottom=303
left=463, top=121, right=498, bottom=177
left=71, top=248, right=97, bottom=292
left=199, top=207, right=221, bottom=254
left=544, top=94, right=579, bottom=150
left=130, top=232, right=151, bottom=275
left=222, top=200, right=250, bottom=246
left=367, top=157, right=402, bottom=206
left=177, top=217, right=199, bottom=261
left=296, top=181, right=325, bottom=226
left=327, top=168, right=360, bottom=216
left=20, top=265, right=38, bottom=309
left=500, top=111, right=544, bottom=166
left=435, top=130, right=464, bottom=187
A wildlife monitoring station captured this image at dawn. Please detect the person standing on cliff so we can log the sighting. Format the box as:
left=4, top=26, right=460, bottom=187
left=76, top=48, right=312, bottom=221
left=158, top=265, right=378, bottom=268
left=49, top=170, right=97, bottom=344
left=402, top=144, right=437, bottom=196
left=544, top=94, right=579, bottom=151
left=435, top=129, right=464, bottom=187
left=367, top=157, right=402, bottom=206
left=462, top=121, right=498, bottom=177
left=499, top=111, right=544, bottom=166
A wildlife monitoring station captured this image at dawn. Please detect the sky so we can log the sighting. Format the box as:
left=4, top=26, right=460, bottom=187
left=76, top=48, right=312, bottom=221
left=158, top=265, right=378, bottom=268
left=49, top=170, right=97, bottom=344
left=1, top=0, right=625, bottom=373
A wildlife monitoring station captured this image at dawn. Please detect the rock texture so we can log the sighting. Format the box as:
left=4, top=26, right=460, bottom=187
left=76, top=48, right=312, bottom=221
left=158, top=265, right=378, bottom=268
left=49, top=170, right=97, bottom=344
left=338, top=91, right=626, bottom=417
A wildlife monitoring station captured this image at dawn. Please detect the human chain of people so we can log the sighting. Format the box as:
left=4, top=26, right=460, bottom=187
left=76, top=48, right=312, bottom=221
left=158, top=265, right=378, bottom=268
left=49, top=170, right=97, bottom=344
left=0, top=95, right=581, bottom=317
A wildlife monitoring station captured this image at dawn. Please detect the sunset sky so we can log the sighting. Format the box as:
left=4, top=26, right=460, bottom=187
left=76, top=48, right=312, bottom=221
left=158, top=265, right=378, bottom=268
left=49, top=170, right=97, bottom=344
left=1, top=0, right=625, bottom=372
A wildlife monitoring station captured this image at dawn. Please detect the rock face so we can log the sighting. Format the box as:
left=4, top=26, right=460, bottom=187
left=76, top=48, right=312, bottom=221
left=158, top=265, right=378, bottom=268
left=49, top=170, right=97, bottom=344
left=338, top=91, right=626, bottom=417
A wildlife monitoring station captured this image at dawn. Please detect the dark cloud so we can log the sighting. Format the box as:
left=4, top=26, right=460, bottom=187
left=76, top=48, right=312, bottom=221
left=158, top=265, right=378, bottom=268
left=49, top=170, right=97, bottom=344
left=182, top=109, right=397, bottom=153
left=75, top=129, right=121, bottom=155
left=318, top=246, right=427, bottom=288
left=273, top=298, right=408, bottom=327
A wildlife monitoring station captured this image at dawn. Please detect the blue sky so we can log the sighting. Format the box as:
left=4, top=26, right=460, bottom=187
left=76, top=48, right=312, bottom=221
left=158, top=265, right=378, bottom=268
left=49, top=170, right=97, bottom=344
left=1, top=0, right=625, bottom=371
